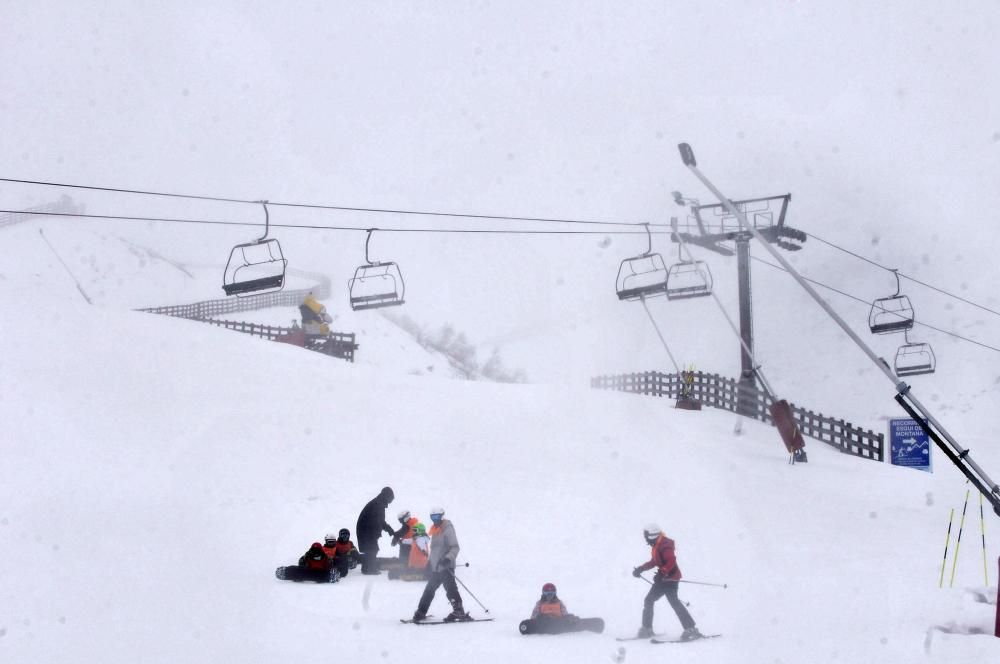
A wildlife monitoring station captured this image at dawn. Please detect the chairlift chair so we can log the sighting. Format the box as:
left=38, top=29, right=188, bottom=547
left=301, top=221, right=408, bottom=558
left=348, top=229, right=405, bottom=311
left=616, top=223, right=670, bottom=301
left=894, top=330, right=936, bottom=377
left=222, top=201, right=287, bottom=297
left=868, top=269, right=914, bottom=334
left=665, top=241, right=713, bottom=300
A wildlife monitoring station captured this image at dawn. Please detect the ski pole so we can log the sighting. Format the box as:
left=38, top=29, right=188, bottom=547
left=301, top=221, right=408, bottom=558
left=635, top=573, right=690, bottom=606
left=981, top=493, right=989, bottom=586
left=940, top=508, right=955, bottom=588
left=950, top=488, right=971, bottom=588
left=636, top=572, right=726, bottom=589
left=451, top=569, right=490, bottom=614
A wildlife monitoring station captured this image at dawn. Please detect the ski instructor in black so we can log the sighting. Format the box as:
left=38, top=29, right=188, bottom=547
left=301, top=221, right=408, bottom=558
left=356, top=486, right=396, bottom=575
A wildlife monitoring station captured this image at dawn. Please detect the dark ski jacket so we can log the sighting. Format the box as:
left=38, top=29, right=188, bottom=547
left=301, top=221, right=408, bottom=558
left=299, top=543, right=331, bottom=571
left=356, top=488, right=395, bottom=547
left=636, top=533, right=682, bottom=581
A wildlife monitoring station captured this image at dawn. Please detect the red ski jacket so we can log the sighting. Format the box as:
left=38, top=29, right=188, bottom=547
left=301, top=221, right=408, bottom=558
left=636, top=534, right=682, bottom=581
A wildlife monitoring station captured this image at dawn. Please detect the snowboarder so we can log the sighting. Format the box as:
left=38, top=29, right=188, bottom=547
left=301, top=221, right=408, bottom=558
left=392, top=509, right=420, bottom=563
left=275, top=542, right=340, bottom=583
left=632, top=524, right=701, bottom=641
left=322, top=529, right=361, bottom=578
left=518, top=583, right=604, bottom=635
left=411, top=506, right=469, bottom=622
left=356, top=486, right=396, bottom=575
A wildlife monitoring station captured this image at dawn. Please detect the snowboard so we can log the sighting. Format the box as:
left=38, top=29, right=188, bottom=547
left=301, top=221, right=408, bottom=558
left=651, top=633, right=721, bottom=644
left=275, top=565, right=340, bottom=583
left=519, top=617, right=604, bottom=635
left=387, top=568, right=429, bottom=582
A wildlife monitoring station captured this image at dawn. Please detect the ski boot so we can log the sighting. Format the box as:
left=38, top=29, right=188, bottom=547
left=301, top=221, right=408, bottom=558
left=680, top=627, right=703, bottom=641
left=636, top=626, right=654, bottom=638
left=275, top=567, right=287, bottom=580
left=328, top=569, right=341, bottom=583
left=444, top=609, right=472, bottom=622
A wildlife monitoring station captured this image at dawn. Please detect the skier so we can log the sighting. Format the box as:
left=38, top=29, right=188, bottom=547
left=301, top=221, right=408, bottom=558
left=519, top=582, right=604, bottom=635
left=411, top=507, right=469, bottom=622
left=323, top=529, right=361, bottom=578
left=356, top=486, right=396, bottom=575
left=392, top=509, right=420, bottom=563
left=632, top=524, right=701, bottom=641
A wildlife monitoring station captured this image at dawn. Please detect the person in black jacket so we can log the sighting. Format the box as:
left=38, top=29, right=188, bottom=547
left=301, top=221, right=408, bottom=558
left=356, top=486, right=396, bottom=574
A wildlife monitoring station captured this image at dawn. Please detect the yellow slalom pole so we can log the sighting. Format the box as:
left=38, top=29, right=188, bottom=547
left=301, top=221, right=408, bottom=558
left=940, top=508, right=955, bottom=588
left=950, top=489, right=971, bottom=588
left=981, top=493, right=989, bottom=586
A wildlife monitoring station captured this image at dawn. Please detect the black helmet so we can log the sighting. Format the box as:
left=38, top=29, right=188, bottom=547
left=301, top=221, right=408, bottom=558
left=338, top=528, right=350, bottom=542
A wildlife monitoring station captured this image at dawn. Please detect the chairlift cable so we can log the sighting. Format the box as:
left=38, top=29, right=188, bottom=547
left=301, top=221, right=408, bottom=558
left=806, top=232, right=1000, bottom=319
left=750, top=257, right=1000, bottom=354
left=0, top=176, right=673, bottom=229
left=0, top=208, right=673, bottom=236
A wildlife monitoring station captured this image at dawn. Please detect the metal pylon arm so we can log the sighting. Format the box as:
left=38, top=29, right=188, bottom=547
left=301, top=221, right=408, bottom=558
left=677, top=142, right=1000, bottom=516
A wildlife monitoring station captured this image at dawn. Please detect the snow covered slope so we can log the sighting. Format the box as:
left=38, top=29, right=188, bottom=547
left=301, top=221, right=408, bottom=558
left=1, top=276, right=998, bottom=664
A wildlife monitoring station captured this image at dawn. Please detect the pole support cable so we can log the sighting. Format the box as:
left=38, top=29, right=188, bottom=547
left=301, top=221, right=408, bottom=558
left=639, top=297, right=682, bottom=374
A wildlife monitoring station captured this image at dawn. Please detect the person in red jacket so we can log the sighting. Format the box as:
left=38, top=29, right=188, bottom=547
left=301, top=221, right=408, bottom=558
left=323, top=529, right=361, bottom=578
left=632, top=524, right=701, bottom=640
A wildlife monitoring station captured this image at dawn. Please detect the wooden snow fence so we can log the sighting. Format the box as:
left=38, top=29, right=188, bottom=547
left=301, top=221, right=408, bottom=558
left=591, top=370, right=883, bottom=462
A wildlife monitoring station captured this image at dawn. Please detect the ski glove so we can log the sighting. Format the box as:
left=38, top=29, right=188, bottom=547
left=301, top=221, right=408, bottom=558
left=632, top=567, right=642, bottom=578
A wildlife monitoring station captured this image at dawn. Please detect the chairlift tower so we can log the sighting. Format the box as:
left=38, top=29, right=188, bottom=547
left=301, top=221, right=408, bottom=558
left=670, top=191, right=806, bottom=416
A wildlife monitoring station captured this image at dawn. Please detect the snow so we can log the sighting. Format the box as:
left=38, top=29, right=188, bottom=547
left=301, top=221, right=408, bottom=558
left=2, top=2, right=1000, bottom=663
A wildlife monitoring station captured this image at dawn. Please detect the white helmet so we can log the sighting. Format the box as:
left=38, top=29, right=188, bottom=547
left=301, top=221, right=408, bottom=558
left=429, top=506, right=445, bottom=517
left=643, top=523, right=661, bottom=544
left=324, top=533, right=338, bottom=543
left=397, top=510, right=411, bottom=523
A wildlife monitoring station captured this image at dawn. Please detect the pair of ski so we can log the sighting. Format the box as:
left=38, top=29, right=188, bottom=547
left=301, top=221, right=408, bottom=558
left=400, top=617, right=493, bottom=626
left=616, top=633, right=721, bottom=644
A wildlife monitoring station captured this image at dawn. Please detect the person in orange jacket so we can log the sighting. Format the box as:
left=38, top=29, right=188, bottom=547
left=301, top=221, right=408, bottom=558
left=323, top=529, right=361, bottom=578
left=531, top=582, right=571, bottom=620
left=632, top=524, right=701, bottom=640
left=392, top=510, right=420, bottom=563
left=407, top=522, right=430, bottom=570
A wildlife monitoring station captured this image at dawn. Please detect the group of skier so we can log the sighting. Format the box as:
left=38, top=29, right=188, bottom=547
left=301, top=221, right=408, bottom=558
left=277, top=485, right=708, bottom=641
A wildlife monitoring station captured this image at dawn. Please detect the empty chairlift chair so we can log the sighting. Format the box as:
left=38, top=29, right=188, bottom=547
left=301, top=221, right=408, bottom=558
left=222, top=201, right=288, bottom=297
left=348, top=228, right=405, bottom=311
left=894, top=330, right=936, bottom=377
left=868, top=269, right=914, bottom=334
left=616, top=223, right=670, bottom=301
left=665, top=242, right=713, bottom=300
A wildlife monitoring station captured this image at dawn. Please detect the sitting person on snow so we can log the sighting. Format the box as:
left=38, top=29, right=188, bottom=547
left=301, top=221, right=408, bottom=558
left=531, top=582, right=574, bottom=621
left=298, top=542, right=334, bottom=578
left=323, top=529, right=361, bottom=578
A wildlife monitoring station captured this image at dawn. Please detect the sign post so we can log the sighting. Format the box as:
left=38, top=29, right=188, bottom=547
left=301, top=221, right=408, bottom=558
left=889, top=418, right=932, bottom=472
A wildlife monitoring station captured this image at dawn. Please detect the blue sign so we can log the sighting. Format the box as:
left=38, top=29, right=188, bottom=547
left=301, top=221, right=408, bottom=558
left=889, top=418, right=931, bottom=472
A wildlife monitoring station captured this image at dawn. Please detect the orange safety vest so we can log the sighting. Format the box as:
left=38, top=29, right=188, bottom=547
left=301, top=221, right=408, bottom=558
left=537, top=599, right=566, bottom=618
left=408, top=535, right=429, bottom=569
